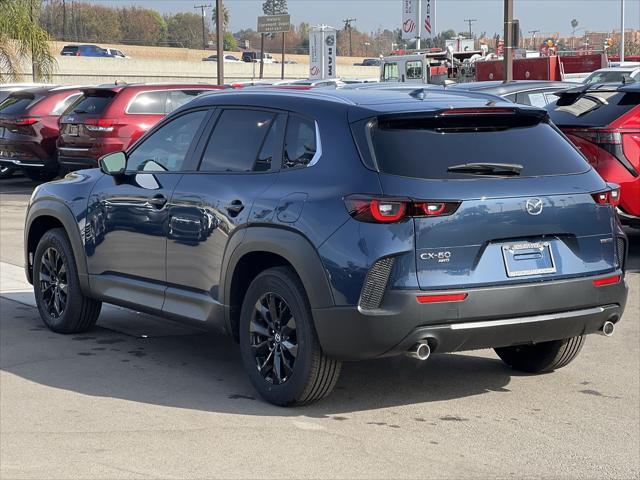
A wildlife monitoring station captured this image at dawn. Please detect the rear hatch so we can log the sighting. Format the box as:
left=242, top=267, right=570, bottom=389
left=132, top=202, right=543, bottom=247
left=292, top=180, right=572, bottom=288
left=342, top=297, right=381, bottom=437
left=58, top=89, right=118, bottom=153
left=359, top=107, right=620, bottom=290
left=0, top=91, right=45, bottom=160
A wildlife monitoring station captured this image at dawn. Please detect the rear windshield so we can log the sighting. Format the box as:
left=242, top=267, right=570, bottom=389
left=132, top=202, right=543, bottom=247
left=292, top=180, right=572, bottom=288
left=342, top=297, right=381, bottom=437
left=363, top=116, right=590, bottom=179
left=61, top=46, right=78, bottom=53
left=0, top=94, right=41, bottom=115
left=66, top=92, right=115, bottom=115
left=548, top=90, right=640, bottom=128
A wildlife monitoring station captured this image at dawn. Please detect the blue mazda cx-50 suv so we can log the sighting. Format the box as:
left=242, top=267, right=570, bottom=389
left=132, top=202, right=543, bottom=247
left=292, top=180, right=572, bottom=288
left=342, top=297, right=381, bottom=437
left=24, top=88, right=629, bottom=406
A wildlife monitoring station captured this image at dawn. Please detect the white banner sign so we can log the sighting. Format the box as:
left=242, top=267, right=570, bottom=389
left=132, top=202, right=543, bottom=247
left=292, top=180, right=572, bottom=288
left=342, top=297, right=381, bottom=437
left=309, top=29, right=322, bottom=79
left=323, top=29, right=337, bottom=79
left=401, top=0, right=417, bottom=41
left=422, top=0, right=435, bottom=39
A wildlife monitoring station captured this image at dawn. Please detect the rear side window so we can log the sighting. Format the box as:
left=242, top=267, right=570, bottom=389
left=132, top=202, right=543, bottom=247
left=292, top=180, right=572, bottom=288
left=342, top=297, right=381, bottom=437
left=0, top=95, right=41, bottom=115
left=548, top=90, right=640, bottom=128
left=365, top=116, right=590, bottom=179
left=283, top=115, right=317, bottom=169
left=406, top=61, right=423, bottom=80
left=127, top=91, right=168, bottom=114
left=200, top=109, right=278, bottom=172
left=166, top=90, right=205, bottom=113
left=67, top=93, right=114, bottom=115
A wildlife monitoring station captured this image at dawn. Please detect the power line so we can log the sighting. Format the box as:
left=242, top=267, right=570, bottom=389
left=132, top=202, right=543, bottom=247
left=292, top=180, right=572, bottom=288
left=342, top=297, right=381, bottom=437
left=194, top=3, right=212, bottom=50
left=464, top=18, right=477, bottom=39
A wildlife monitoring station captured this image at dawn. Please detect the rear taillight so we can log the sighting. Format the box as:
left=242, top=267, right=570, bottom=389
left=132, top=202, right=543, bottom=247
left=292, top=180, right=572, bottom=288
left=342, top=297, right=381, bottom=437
left=570, top=129, right=622, bottom=145
left=8, top=117, right=38, bottom=126
left=344, top=195, right=461, bottom=223
left=84, top=118, right=116, bottom=132
left=591, top=187, right=621, bottom=206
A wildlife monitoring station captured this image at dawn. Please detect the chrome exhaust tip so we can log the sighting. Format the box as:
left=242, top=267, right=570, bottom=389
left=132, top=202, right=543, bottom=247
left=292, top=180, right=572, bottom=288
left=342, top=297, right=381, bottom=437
left=407, top=342, right=431, bottom=361
left=601, top=321, right=615, bottom=337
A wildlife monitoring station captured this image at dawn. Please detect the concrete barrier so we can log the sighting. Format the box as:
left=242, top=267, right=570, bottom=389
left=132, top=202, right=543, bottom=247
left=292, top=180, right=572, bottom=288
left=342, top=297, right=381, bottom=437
left=18, top=56, right=379, bottom=85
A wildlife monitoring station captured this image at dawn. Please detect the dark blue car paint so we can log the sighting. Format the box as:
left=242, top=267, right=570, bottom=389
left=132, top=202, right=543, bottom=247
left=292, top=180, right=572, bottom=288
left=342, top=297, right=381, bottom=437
left=25, top=89, right=629, bottom=360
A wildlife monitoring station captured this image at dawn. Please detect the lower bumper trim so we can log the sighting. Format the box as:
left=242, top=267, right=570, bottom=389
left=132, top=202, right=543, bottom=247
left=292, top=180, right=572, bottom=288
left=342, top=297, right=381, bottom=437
left=449, top=306, right=605, bottom=330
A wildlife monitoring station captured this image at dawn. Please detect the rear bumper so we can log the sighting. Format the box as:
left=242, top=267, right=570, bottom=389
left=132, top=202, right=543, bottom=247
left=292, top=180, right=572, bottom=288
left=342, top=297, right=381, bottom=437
left=0, top=142, right=57, bottom=171
left=617, top=208, right=640, bottom=228
left=312, top=273, right=628, bottom=361
left=58, top=155, right=99, bottom=170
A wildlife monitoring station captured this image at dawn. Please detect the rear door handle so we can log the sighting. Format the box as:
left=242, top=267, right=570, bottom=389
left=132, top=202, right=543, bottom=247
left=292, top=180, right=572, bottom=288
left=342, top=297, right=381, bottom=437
left=225, top=200, right=245, bottom=216
left=148, top=194, right=167, bottom=208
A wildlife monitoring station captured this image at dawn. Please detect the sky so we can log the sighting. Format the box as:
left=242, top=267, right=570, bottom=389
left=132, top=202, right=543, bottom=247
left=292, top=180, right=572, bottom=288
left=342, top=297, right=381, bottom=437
left=96, top=0, right=640, bottom=39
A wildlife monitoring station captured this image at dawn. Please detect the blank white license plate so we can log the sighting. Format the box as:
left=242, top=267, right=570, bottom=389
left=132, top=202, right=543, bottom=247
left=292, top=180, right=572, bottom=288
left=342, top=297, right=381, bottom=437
left=68, top=125, right=79, bottom=136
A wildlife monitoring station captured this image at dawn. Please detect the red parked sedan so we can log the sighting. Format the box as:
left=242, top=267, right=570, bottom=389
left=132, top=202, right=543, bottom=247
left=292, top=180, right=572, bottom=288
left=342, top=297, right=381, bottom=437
left=548, top=83, right=640, bottom=228
left=0, top=86, right=83, bottom=180
left=57, top=84, right=227, bottom=171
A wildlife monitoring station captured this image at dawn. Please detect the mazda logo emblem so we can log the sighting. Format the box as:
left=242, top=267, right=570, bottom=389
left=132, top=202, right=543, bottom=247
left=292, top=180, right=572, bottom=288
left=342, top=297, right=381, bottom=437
left=525, top=198, right=544, bottom=215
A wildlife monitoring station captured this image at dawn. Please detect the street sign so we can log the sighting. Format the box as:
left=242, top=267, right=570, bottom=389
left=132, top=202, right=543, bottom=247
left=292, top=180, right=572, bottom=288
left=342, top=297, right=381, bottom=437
left=257, top=14, right=291, bottom=34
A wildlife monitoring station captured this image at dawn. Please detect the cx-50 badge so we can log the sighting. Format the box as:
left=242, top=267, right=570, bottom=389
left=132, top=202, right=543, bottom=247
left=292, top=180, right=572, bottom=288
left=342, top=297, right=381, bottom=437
left=420, top=251, right=451, bottom=263
left=525, top=198, right=544, bottom=216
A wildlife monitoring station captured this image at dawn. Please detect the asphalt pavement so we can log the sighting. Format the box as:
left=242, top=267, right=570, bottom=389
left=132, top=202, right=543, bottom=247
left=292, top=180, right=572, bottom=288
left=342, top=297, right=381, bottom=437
left=1, top=176, right=638, bottom=479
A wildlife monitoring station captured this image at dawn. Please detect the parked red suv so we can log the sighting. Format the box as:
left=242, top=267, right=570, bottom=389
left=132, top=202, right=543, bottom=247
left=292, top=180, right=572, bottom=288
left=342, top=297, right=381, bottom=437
left=0, top=86, right=82, bottom=180
left=57, top=84, right=226, bottom=170
left=548, top=83, right=640, bottom=228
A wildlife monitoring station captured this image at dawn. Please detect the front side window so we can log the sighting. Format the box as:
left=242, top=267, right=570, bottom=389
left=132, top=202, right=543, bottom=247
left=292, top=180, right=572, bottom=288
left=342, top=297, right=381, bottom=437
left=127, top=91, right=168, bottom=115
left=383, top=63, right=399, bottom=81
left=283, top=115, right=317, bottom=169
left=126, top=110, right=207, bottom=172
left=200, top=109, right=279, bottom=172
left=406, top=61, right=423, bottom=80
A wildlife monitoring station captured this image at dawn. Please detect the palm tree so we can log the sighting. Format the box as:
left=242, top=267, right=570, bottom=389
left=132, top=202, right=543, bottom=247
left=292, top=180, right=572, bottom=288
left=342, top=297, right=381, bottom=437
left=212, top=4, right=230, bottom=30
left=0, top=0, right=56, bottom=82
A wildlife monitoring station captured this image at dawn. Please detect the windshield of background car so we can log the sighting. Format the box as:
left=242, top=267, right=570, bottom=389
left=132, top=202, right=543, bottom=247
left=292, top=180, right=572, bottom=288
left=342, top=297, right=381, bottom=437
left=359, top=115, right=590, bottom=179
left=548, top=90, right=640, bottom=127
left=584, top=71, right=635, bottom=84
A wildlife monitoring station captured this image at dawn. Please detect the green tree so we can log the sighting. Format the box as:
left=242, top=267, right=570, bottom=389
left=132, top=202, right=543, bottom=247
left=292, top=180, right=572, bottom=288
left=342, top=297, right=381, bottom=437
left=262, top=0, right=288, bottom=15
left=1, top=0, right=56, bottom=82
left=166, top=12, right=206, bottom=49
left=118, top=7, right=167, bottom=46
left=223, top=31, right=237, bottom=51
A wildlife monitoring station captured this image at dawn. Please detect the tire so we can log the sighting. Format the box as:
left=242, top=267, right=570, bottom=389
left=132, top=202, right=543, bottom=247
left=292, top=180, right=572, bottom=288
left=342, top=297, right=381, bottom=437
left=239, top=266, right=341, bottom=406
left=33, top=228, right=102, bottom=333
left=24, top=168, right=58, bottom=182
left=495, top=336, right=586, bottom=373
left=0, top=165, right=14, bottom=179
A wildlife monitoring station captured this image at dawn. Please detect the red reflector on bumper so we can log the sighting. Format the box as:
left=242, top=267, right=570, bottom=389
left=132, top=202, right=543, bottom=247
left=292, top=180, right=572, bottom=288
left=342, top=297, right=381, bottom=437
left=592, top=275, right=621, bottom=287
left=416, top=293, right=468, bottom=304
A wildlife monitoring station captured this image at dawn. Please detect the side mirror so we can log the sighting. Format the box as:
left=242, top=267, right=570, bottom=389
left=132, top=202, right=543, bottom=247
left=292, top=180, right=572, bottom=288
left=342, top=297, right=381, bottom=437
left=98, top=152, right=126, bottom=176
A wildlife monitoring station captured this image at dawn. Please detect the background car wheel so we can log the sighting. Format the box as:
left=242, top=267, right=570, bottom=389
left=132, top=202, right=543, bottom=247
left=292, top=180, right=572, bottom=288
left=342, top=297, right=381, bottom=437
left=239, top=266, right=341, bottom=406
left=0, top=165, right=15, bottom=179
left=495, top=336, right=586, bottom=373
left=24, top=169, right=58, bottom=182
left=33, top=228, right=102, bottom=333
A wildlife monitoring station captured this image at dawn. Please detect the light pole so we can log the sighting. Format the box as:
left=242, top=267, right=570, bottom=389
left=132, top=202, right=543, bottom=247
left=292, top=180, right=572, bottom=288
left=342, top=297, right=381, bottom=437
left=620, top=0, right=625, bottom=62
left=215, top=0, right=224, bottom=85
left=503, top=0, right=513, bottom=82
left=194, top=4, right=212, bottom=51
left=364, top=42, right=370, bottom=56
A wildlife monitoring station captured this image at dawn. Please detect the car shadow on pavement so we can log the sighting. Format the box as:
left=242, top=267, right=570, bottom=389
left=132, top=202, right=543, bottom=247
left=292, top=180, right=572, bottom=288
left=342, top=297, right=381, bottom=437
left=0, top=296, right=514, bottom=418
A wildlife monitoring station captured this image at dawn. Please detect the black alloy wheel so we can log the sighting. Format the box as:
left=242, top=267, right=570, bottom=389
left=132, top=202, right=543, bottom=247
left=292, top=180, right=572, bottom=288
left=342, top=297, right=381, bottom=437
left=250, top=292, right=298, bottom=385
left=39, top=247, right=68, bottom=318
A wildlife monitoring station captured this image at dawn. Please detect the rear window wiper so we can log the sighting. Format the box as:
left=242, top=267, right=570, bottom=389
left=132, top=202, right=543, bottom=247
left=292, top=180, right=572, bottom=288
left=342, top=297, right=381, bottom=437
left=72, top=109, right=88, bottom=114
left=447, top=162, right=523, bottom=176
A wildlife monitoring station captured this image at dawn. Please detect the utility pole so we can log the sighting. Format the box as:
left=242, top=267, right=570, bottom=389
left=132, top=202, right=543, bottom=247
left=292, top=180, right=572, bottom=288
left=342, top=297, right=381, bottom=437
left=62, top=0, right=66, bottom=41
left=620, top=0, right=625, bottom=62
left=528, top=29, right=540, bottom=49
left=464, top=18, right=477, bottom=39
left=343, top=18, right=356, bottom=57
left=215, top=0, right=223, bottom=85
left=194, top=3, right=212, bottom=51
left=503, top=0, right=513, bottom=82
